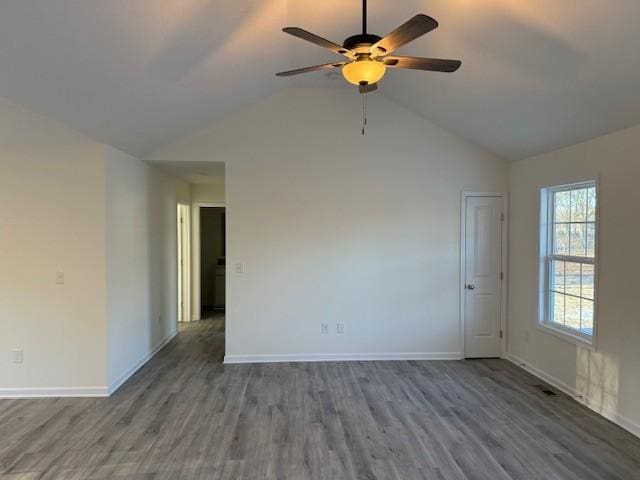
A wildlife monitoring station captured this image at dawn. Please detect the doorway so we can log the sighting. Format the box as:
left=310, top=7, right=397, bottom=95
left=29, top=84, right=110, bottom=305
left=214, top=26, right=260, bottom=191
left=461, top=193, right=507, bottom=358
left=194, top=204, right=226, bottom=319
left=177, top=203, right=191, bottom=323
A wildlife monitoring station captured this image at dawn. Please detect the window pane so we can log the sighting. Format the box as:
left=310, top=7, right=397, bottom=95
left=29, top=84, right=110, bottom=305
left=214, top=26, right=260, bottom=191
left=570, top=188, right=587, bottom=222
left=551, top=291, right=565, bottom=326
left=565, top=295, right=581, bottom=331
left=580, top=298, right=594, bottom=335
left=554, top=223, right=569, bottom=255
left=551, top=260, right=565, bottom=293
left=565, top=262, right=582, bottom=297
left=569, top=223, right=586, bottom=257
left=543, top=182, right=597, bottom=341
left=586, top=223, right=596, bottom=257
left=554, top=191, right=571, bottom=222
left=581, top=263, right=595, bottom=300
left=587, top=187, right=597, bottom=222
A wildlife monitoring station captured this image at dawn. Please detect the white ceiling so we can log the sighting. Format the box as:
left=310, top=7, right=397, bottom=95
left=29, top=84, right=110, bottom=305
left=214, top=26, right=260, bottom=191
left=1, top=0, right=640, bottom=159
left=0, top=0, right=288, bottom=157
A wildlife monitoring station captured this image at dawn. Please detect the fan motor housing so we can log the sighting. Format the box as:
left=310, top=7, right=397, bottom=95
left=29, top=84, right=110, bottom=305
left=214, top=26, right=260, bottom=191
left=343, top=33, right=383, bottom=52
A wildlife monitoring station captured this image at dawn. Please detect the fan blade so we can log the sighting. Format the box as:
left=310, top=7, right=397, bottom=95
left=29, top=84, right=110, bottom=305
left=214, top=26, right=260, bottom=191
left=283, top=27, right=354, bottom=58
left=384, top=56, right=461, bottom=72
left=359, top=83, right=378, bottom=94
left=276, top=62, right=346, bottom=77
left=371, top=15, right=438, bottom=55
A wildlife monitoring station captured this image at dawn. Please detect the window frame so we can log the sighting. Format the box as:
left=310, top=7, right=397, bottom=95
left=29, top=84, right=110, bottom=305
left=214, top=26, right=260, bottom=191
left=538, top=180, right=598, bottom=349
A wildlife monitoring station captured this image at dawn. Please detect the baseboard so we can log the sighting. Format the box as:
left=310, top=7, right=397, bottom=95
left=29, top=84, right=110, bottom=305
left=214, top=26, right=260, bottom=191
left=108, top=329, right=177, bottom=395
left=505, top=351, right=640, bottom=439
left=0, top=331, right=179, bottom=399
left=224, top=352, right=463, bottom=364
left=0, top=386, right=109, bottom=399
left=504, top=352, right=578, bottom=395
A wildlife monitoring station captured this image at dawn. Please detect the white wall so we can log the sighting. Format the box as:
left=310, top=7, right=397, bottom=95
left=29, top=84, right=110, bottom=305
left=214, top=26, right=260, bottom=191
left=508, top=123, right=640, bottom=435
left=149, top=88, right=508, bottom=361
left=191, top=183, right=225, bottom=204
left=0, top=98, right=108, bottom=394
left=105, top=146, right=189, bottom=390
left=0, top=96, right=189, bottom=396
left=175, top=181, right=192, bottom=205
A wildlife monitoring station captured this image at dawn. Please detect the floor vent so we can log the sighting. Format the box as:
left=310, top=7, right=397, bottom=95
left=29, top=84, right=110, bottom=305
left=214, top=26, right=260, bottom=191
left=533, top=384, right=557, bottom=396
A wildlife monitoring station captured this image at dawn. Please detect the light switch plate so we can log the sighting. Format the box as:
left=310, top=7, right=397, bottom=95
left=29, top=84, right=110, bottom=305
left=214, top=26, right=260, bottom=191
left=12, top=349, right=23, bottom=364
left=235, top=263, right=245, bottom=274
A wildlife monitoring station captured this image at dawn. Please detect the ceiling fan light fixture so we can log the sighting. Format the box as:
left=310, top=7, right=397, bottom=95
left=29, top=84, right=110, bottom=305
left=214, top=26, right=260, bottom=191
left=276, top=0, right=460, bottom=135
left=342, top=58, right=386, bottom=86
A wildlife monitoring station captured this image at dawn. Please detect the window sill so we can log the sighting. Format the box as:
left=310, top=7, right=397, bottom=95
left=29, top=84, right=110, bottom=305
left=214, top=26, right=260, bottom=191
left=537, top=322, right=595, bottom=350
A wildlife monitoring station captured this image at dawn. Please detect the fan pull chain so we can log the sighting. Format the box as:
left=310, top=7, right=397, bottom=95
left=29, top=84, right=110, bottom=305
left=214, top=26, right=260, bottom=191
left=362, top=94, right=365, bottom=135
left=362, top=92, right=368, bottom=135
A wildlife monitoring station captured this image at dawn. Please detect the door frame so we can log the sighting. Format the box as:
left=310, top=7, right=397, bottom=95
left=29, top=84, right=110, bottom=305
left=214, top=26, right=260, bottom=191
left=459, top=192, right=509, bottom=358
left=193, top=202, right=227, bottom=321
left=177, top=203, right=192, bottom=323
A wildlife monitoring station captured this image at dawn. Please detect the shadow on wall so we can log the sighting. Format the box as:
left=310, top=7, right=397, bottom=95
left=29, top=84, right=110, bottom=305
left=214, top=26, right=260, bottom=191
left=576, top=348, right=619, bottom=417
left=146, top=0, right=277, bottom=81
left=462, top=8, right=585, bottom=82
left=367, top=0, right=586, bottom=82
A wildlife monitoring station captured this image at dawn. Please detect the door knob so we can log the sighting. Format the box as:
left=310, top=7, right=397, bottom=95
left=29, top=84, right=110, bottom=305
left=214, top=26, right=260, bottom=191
left=466, top=284, right=476, bottom=290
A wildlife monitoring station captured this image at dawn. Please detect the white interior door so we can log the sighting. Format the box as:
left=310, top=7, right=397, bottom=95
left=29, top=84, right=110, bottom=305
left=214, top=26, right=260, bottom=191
left=464, top=196, right=503, bottom=358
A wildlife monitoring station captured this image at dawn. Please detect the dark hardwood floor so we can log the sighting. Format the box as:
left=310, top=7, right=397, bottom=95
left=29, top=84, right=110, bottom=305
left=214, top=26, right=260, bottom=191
left=2, top=316, right=640, bottom=479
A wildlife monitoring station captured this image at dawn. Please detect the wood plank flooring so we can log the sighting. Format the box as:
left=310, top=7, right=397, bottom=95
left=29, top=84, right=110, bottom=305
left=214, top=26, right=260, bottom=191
left=1, top=316, right=640, bottom=479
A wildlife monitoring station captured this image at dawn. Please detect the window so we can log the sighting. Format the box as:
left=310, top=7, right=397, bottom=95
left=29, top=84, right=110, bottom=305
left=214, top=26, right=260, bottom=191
left=539, top=181, right=597, bottom=345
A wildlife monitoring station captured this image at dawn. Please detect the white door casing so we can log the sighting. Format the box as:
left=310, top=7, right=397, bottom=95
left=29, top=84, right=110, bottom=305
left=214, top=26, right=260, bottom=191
left=464, top=195, right=503, bottom=358
left=177, top=203, right=191, bottom=323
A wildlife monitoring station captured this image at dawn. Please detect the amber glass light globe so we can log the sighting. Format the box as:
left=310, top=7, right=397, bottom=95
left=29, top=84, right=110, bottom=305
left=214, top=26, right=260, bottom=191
left=342, top=58, right=386, bottom=86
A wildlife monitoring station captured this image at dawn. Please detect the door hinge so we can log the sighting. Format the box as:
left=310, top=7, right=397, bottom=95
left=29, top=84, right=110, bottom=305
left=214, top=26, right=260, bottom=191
left=500, top=271, right=504, bottom=280
left=501, top=212, right=505, bottom=222
left=500, top=330, right=503, bottom=339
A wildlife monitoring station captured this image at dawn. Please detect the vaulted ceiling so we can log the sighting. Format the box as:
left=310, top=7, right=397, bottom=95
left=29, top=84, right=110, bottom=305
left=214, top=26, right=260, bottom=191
left=1, top=0, right=639, bottom=159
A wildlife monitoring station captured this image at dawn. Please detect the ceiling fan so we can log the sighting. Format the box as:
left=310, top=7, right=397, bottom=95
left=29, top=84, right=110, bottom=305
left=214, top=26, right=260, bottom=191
left=276, top=0, right=461, bottom=94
